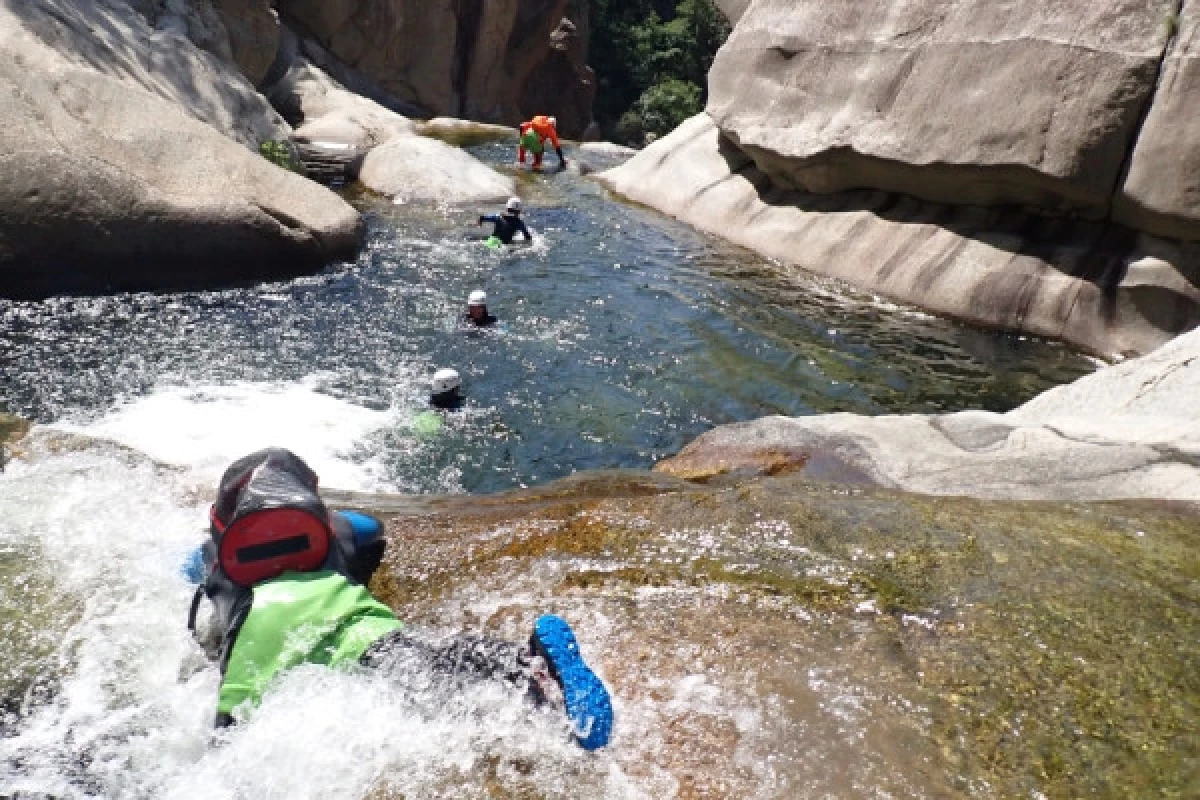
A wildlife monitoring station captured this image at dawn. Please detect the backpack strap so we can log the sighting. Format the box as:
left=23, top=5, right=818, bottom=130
left=187, top=583, right=206, bottom=638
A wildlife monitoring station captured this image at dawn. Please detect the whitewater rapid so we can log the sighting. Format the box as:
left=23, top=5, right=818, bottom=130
left=0, top=383, right=641, bottom=799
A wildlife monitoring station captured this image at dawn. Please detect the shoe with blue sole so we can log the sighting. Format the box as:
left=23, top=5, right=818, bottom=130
left=531, top=614, right=613, bottom=750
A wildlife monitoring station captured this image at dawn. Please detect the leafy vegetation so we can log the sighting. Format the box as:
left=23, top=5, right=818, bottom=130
left=589, top=0, right=731, bottom=145
left=259, top=139, right=302, bottom=173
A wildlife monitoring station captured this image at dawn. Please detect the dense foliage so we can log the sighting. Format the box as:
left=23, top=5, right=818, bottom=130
left=589, top=0, right=730, bottom=145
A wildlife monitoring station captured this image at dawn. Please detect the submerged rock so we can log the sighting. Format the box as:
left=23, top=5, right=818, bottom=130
left=657, top=326, right=1200, bottom=503
left=346, top=468, right=1200, bottom=797
left=599, top=114, right=1200, bottom=358
left=415, top=118, right=518, bottom=148
left=0, top=0, right=364, bottom=299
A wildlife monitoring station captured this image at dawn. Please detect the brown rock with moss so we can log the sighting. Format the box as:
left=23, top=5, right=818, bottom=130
left=324, top=465, right=1200, bottom=797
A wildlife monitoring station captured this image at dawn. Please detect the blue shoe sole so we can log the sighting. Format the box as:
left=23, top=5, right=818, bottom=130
left=532, top=615, right=613, bottom=750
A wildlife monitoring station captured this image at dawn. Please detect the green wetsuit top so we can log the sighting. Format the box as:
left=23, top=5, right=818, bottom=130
left=218, top=570, right=403, bottom=716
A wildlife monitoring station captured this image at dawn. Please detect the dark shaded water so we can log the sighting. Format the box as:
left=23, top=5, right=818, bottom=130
left=0, top=143, right=1094, bottom=493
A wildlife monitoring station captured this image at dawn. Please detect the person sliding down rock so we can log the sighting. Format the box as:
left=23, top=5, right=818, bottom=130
left=478, top=197, right=532, bottom=246
left=184, top=448, right=614, bottom=750
left=466, top=290, right=497, bottom=328
left=516, top=115, right=566, bottom=171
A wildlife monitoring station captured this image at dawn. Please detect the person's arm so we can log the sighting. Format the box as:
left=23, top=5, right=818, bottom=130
left=519, top=219, right=532, bottom=241
left=517, top=144, right=526, bottom=164
left=546, top=129, right=566, bottom=165
left=333, top=510, right=387, bottom=586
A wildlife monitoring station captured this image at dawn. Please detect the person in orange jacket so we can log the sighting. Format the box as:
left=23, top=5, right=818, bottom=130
left=517, top=115, right=567, bottom=170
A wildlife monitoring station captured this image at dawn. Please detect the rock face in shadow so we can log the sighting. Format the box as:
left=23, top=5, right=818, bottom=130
left=656, top=326, right=1200, bottom=503
left=0, top=0, right=364, bottom=299
left=600, top=114, right=1200, bottom=357
left=275, top=0, right=595, bottom=137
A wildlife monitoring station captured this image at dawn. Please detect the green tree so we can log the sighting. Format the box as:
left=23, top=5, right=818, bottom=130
left=589, top=0, right=731, bottom=144
left=638, top=78, right=703, bottom=137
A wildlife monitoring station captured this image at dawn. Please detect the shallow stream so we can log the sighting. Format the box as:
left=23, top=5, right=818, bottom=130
left=2, top=144, right=1180, bottom=799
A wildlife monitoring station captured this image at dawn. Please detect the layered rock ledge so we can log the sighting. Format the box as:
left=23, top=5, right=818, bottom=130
left=657, top=325, right=1200, bottom=504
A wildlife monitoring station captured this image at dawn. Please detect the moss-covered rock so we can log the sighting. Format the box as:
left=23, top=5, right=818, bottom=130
left=343, top=470, right=1199, bottom=797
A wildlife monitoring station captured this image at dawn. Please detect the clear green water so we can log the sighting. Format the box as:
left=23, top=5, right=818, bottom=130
left=0, top=143, right=1093, bottom=493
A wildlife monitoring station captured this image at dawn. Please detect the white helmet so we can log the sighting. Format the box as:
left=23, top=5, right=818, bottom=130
left=506, top=197, right=522, bottom=213
left=468, top=290, right=487, bottom=306
left=548, top=116, right=557, bottom=129
left=431, top=368, right=460, bottom=395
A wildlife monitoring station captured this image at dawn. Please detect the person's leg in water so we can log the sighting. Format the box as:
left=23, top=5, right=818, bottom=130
left=360, top=615, right=613, bottom=750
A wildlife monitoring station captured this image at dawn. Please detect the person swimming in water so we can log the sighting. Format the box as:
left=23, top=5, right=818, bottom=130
left=466, top=290, right=497, bottom=328
left=478, top=197, right=532, bottom=246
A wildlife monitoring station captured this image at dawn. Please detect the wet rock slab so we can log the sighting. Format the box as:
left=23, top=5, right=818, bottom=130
left=336, top=469, right=1200, bottom=797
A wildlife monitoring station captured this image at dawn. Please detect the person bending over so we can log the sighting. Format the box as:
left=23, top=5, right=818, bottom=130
left=478, top=197, right=532, bottom=245
left=517, top=115, right=566, bottom=170
left=184, top=448, right=613, bottom=750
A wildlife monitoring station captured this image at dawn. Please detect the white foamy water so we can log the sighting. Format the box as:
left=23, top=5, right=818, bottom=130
left=0, top=392, right=634, bottom=798
left=50, top=379, right=403, bottom=492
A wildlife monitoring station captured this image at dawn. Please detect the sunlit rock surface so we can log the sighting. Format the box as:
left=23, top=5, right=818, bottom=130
left=708, top=0, right=1177, bottom=216
left=358, top=136, right=515, bottom=205
left=324, top=469, right=1200, bottom=797
left=657, top=326, right=1200, bottom=503
left=1116, top=6, right=1200, bottom=239
left=0, top=0, right=364, bottom=299
left=267, top=56, right=415, bottom=149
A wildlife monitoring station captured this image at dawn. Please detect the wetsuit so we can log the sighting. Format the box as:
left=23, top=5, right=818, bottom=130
left=188, top=449, right=535, bottom=726
left=478, top=211, right=531, bottom=244
left=467, top=311, right=498, bottom=328
left=518, top=115, right=565, bottom=169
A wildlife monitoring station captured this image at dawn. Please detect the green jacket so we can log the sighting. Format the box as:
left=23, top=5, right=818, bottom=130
left=217, top=570, right=402, bottom=716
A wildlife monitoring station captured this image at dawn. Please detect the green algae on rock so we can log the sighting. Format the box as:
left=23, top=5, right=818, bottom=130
left=350, top=470, right=1199, bottom=798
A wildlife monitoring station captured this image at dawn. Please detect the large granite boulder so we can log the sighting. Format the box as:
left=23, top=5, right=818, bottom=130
left=656, top=326, right=1200, bottom=503
left=0, top=0, right=363, bottom=299
left=707, top=0, right=1176, bottom=218
left=1116, top=7, right=1200, bottom=240
left=8, top=0, right=288, bottom=147
left=276, top=0, right=595, bottom=137
left=359, top=136, right=515, bottom=205
left=211, top=0, right=281, bottom=86
left=267, top=57, right=415, bottom=148
left=599, top=114, right=1200, bottom=358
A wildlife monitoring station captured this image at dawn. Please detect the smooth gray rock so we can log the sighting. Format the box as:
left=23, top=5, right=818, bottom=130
left=657, top=328, right=1200, bottom=503
left=1116, top=6, right=1200, bottom=240
left=707, top=0, right=1176, bottom=218
left=7, top=0, right=289, bottom=148
left=598, top=114, right=1200, bottom=358
left=0, top=2, right=363, bottom=298
left=358, top=136, right=515, bottom=204
left=267, top=57, right=415, bottom=148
